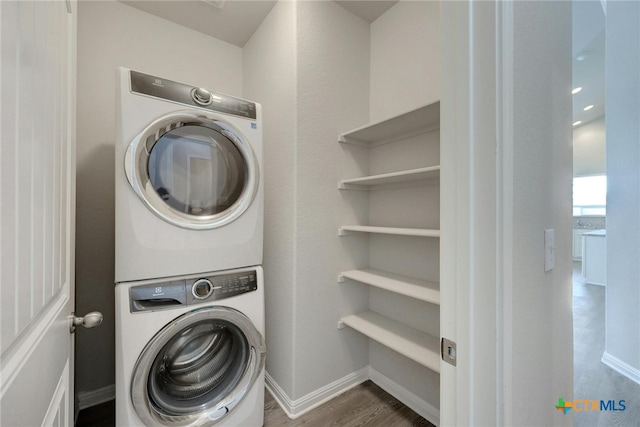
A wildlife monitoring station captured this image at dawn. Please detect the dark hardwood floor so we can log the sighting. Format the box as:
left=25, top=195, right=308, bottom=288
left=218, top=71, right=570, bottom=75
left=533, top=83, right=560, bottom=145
left=75, top=380, right=432, bottom=427
left=75, top=400, right=115, bottom=427
left=264, top=381, right=432, bottom=427
left=573, top=262, right=640, bottom=427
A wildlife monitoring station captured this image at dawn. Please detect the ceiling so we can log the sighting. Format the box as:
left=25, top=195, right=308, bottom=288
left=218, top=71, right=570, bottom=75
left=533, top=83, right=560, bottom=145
left=572, top=0, right=606, bottom=127
left=334, top=1, right=398, bottom=23
left=121, top=0, right=399, bottom=47
left=120, top=1, right=278, bottom=47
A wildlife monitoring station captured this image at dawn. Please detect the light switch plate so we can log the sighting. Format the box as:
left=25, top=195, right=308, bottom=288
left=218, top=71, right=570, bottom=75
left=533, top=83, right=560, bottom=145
left=544, top=229, right=555, bottom=271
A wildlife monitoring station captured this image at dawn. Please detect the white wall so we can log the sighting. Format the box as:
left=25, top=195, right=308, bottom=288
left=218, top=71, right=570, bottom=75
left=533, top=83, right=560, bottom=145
left=370, top=0, right=441, bottom=122
left=509, top=2, right=573, bottom=424
left=604, top=1, right=640, bottom=384
left=574, top=116, right=606, bottom=176
left=244, top=0, right=371, bottom=408
left=242, top=0, right=297, bottom=398
left=75, top=0, right=242, bottom=396
left=294, top=0, right=371, bottom=399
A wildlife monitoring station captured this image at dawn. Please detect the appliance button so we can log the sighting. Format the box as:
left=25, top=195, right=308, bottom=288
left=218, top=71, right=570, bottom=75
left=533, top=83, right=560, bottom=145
left=191, top=87, right=213, bottom=106
left=192, top=279, right=214, bottom=299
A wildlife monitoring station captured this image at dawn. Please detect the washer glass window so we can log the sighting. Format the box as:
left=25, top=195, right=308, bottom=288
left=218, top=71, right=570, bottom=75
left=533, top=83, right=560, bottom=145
left=131, top=307, right=266, bottom=426
left=147, top=319, right=248, bottom=415
left=148, top=125, right=245, bottom=217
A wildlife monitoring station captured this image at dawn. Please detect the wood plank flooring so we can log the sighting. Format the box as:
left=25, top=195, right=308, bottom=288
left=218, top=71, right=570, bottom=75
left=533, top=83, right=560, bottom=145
left=75, top=381, right=432, bottom=427
left=264, top=381, right=433, bottom=427
left=573, top=262, right=640, bottom=427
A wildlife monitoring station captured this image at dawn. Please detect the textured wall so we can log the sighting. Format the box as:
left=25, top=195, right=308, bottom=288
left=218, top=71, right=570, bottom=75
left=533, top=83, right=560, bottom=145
left=242, top=0, right=298, bottom=398
left=370, top=0, right=441, bottom=122
left=294, top=0, right=371, bottom=399
left=244, top=0, right=371, bottom=403
left=75, top=0, right=242, bottom=395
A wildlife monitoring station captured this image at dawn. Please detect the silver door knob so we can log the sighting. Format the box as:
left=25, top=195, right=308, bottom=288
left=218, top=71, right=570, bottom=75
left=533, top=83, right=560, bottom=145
left=70, top=311, right=103, bottom=333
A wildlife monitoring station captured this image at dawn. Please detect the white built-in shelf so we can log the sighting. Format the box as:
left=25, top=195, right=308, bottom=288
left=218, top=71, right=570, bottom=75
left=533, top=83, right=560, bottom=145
left=338, top=101, right=440, bottom=147
left=339, top=268, right=440, bottom=305
left=338, top=225, right=440, bottom=238
left=340, top=311, right=441, bottom=373
left=339, top=166, right=440, bottom=190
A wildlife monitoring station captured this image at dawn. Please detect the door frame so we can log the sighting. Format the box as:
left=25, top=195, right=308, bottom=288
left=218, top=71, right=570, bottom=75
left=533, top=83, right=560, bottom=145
left=442, top=1, right=574, bottom=425
left=440, top=1, right=513, bottom=425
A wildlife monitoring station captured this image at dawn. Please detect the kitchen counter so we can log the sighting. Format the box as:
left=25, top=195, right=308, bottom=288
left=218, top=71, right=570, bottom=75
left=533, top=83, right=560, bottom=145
left=582, top=229, right=606, bottom=286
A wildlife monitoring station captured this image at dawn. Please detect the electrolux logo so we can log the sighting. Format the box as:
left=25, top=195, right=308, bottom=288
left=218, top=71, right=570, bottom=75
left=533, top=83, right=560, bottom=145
left=555, top=397, right=626, bottom=414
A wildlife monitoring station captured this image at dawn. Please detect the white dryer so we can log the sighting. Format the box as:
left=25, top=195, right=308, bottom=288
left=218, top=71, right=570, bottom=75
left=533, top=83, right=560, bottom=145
left=116, top=68, right=263, bottom=283
left=115, top=266, right=266, bottom=427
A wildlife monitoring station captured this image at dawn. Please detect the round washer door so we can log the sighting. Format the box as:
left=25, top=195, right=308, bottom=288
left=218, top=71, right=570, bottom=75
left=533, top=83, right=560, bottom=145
left=131, top=307, right=266, bottom=427
left=125, top=111, right=259, bottom=230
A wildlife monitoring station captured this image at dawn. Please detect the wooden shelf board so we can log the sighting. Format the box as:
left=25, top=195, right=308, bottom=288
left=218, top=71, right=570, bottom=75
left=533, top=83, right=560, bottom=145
left=341, top=311, right=440, bottom=373
left=339, top=226, right=440, bottom=238
left=339, top=166, right=440, bottom=189
left=339, top=101, right=440, bottom=146
left=340, top=268, right=440, bottom=305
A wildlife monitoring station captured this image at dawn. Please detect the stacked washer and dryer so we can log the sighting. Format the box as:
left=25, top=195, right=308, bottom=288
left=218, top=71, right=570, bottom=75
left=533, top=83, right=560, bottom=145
left=114, top=68, right=265, bottom=427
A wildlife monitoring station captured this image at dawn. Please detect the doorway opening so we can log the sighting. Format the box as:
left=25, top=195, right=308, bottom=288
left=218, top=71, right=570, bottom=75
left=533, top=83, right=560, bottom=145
left=572, top=2, right=640, bottom=425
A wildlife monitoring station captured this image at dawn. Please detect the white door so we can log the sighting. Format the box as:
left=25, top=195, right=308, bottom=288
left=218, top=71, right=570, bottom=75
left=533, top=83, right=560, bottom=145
left=1, top=1, right=78, bottom=426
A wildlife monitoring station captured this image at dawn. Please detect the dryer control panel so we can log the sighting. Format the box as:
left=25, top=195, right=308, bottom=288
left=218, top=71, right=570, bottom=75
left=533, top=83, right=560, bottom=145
left=129, top=70, right=257, bottom=119
left=130, top=270, right=258, bottom=313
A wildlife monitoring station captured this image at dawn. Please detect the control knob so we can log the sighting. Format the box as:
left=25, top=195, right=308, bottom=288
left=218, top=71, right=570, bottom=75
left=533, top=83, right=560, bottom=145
left=192, top=278, right=214, bottom=299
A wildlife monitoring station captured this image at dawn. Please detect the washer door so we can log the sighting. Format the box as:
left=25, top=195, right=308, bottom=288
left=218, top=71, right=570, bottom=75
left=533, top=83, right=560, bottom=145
left=125, top=111, right=259, bottom=230
left=131, top=307, right=266, bottom=426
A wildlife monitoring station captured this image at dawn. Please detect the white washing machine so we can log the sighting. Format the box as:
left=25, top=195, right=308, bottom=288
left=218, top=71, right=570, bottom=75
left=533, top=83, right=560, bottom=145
left=115, top=266, right=266, bottom=427
left=115, top=68, right=263, bottom=283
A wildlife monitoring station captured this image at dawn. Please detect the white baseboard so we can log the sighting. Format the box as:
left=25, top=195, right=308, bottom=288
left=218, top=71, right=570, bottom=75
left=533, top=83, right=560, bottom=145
left=265, top=367, right=439, bottom=425
left=602, top=351, right=640, bottom=386
left=76, top=383, right=116, bottom=411
left=265, top=368, right=369, bottom=419
left=369, top=368, right=440, bottom=426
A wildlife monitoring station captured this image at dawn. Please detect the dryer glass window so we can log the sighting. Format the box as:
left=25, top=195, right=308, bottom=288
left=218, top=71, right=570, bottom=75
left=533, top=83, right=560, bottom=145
left=147, top=319, right=250, bottom=415
left=148, top=125, right=246, bottom=216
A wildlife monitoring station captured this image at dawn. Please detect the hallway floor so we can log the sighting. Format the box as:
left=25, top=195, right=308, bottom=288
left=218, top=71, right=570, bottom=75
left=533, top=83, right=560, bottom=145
left=573, top=262, right=640, bottom=426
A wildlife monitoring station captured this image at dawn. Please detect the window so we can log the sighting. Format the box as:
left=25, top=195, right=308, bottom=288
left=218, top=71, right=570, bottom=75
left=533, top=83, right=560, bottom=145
left=573, top=174, right=607, bottom=216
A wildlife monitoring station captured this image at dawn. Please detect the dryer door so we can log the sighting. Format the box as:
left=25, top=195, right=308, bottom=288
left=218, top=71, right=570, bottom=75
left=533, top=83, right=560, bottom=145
left=131, top=307, right=266, bottom=427
left=125, top=111, right=259, bottom=230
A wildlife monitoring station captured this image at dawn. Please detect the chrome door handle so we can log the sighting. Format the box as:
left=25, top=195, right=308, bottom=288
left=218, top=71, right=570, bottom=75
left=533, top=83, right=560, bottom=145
left=70, top=311, right=103, bottom=333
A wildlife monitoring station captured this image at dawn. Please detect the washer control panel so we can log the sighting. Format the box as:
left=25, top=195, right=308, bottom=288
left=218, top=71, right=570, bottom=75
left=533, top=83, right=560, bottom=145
left=130, top=270, right=258, bottom=313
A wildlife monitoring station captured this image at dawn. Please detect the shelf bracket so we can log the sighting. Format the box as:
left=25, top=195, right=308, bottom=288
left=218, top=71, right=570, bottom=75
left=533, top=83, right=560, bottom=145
left=338, top=228, right=351, bottom=236
left=337, top=320, right=346, bottom=330
left=337, top=274, right=346, bottom=283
